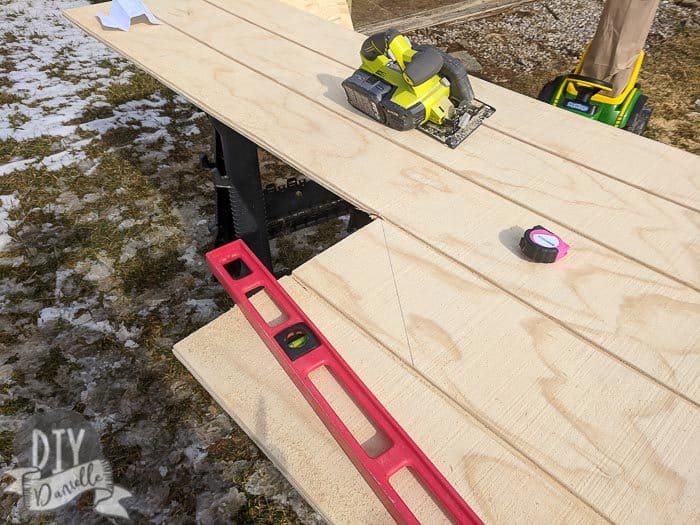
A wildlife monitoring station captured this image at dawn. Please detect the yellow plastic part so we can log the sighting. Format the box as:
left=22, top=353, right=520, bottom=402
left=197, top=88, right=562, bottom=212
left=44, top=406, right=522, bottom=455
left=614, top=87, right=638, bottom=126
left=359, top=33, right=453, bottom=125
left=564, top=46, right=645, bottom=105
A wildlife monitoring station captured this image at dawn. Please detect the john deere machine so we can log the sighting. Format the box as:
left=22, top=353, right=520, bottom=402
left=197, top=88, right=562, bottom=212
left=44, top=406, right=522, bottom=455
left=342, top=29, right=494, bottom=149
left=538, top=48, right=652, bottom=135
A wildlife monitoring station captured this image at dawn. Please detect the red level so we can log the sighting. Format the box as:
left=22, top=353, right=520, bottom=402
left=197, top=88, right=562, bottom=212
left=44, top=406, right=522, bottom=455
left=206, top=240, right=482, bottom=524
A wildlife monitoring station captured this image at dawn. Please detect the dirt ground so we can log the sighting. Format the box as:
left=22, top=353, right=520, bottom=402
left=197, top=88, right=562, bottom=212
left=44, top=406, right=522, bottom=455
left=351, top=0, right=470, bottom=28
left=409, top=0, right=700, bottom=153
left=0, top=0, right=698, bottom=524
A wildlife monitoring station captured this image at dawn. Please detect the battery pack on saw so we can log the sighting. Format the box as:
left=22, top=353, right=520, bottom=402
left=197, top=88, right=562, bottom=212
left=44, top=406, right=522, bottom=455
left=343, top=69, right=425, bottom=131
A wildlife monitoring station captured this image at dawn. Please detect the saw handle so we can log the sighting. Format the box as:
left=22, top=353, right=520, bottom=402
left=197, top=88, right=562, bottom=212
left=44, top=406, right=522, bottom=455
left=361, top=28, right=400, bottom=60
left=206, top=240, right=483, bottom=525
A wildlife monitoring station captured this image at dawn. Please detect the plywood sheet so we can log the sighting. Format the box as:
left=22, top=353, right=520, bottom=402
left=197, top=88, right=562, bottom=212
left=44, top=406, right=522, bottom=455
left=281, top=0, right=353, bottom=29
left=213, top=0, right=700, bottom=212
left=174, top=277, right=604, bottom=523
left=64, top=3, right=700, bottom=402
left=293, top=220, right=700, bottom=524
left=152, top=0, right=699, bottom=288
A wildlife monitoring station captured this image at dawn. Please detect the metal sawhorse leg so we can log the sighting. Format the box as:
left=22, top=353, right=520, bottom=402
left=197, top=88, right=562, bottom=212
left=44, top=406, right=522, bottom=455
left=203, top=116, right=370, bottom=272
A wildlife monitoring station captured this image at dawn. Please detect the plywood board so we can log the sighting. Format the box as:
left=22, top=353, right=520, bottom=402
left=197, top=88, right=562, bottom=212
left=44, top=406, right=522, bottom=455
left=293, top=220, right=700, bottom=524
left=151, top=0, right=698, bottom=288
left=174, top=277, right=604, bottom=523
left=64, top=3, right=700, bottom=403
left=281, top=0, right=353, bottom=29
left=213, top=0, right=700, bottom=212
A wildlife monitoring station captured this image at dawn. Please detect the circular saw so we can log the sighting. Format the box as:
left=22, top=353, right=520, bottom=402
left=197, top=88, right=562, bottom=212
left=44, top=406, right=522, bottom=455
left=342, top=29, right=495, bottom=149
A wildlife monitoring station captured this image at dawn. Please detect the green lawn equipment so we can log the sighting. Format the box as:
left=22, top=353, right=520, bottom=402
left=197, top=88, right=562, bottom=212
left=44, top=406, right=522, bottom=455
left=538, top=50, right=652, bottom=135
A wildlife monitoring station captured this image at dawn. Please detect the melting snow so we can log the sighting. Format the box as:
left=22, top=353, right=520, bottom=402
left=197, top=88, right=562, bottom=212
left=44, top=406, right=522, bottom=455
left=0, top=193, right=20, bottom=251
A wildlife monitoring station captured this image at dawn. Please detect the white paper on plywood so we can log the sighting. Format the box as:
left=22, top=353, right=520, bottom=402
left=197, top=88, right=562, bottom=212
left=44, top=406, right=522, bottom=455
left=97, top=0, right=161, bottom=32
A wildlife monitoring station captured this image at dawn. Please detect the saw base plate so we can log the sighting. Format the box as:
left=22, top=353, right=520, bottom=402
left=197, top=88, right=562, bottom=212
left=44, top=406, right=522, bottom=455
left=419, top=99, right=495, bottom=149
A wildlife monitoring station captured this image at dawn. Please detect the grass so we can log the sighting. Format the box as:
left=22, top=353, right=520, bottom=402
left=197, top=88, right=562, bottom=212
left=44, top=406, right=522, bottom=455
left=2, top=31, right=17, bottom=44
left=0, top=165, right=75, bottom=210
left=100, top=423, right=142, bottom=481
left=97, top=58, right=121, bottom=76
left=0, top=431, right=14, bottom=460
left=69, top=104, right=114, bottom=124
left=7, top=111, right=29, bottom=129
left=204, top=432, right=305, bottom=524
left=0, top=397, right=33, bottom=416
left=0, top=91, right=21, bottom=105
left=92, top=152, right=153, bottom=193
left=274, top=237, right=314, bottom=271
left=100, top=126, right=152, bottom=149
left=104, top=68, right=165, bottom=106
left=641, top=29, right=700, bottom=153
left=235, top=495, right=304, bottom=524
left=40, top=63, right=83, bottom=84
left=0, top=57, right=15, bottom=70
left=0, top=136, right=58, bottom=163
left=35, top=347, right=80, bottom=384
left=117, top=246, right=187, bottom=295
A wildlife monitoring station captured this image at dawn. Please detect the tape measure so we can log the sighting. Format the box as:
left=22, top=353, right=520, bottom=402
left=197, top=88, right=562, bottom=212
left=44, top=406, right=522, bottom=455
left=520, top=225, right=569, bottom=263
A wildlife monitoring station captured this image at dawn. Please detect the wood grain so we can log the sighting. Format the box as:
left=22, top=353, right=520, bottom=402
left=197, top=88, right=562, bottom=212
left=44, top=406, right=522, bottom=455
left=208, top=0, right=700, bottom=212
left=64, top=4, right=700, bottom=402
left=173, top=277, right=605, bottom=524
left=280, top=0, right=353, bottom=29
left=151, top=0, right=700, bottom=288
left=293, top=220, right=700, bottom=524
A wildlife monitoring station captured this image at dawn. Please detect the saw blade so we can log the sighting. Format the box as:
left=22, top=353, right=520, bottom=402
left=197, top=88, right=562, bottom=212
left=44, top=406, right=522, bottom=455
left=419, top=98, right=495, bottom=149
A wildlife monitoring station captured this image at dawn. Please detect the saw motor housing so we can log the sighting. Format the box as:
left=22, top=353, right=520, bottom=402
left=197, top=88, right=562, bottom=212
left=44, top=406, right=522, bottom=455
left=342, top=30, right=476, bottom=133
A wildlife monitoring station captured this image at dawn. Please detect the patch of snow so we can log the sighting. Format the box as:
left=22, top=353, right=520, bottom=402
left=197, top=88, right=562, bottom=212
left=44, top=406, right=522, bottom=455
left=178, top=245, right=200, bottom=268
left=0, top=194, right=20, bottom=252
left=83, top=256, right=115, bottom=282
left=183, top=444, right=206, bottom=465
left=186, top=298, right=217, bottom=321
left=0, top=159, right=34, bottom=177
left=115, top=324, right=140, bottom=343
left=54, top=268, right=75, bottom=299
left=180, top=124, right=201, bottom=136
left=37, top=301, right=137, bottom=339
left=118, top=218, right=145, bottom=231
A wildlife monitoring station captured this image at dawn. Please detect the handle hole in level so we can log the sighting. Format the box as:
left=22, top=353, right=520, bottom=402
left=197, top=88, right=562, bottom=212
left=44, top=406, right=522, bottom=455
left=223, top=258, right=252, bottom=280
left=390, top=468, right=452, bottom=524
left=308, top=366, right=391, bottom=458
left=246, top=287, right=288, bottom=327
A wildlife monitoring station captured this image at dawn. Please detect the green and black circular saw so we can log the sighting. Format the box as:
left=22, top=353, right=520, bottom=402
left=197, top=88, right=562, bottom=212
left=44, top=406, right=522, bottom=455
left=342, top=29, right=495, bottom=149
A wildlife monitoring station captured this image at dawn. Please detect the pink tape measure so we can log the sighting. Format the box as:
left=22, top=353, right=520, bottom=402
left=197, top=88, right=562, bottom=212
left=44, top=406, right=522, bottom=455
left=520, top=225, right=569, bottom=263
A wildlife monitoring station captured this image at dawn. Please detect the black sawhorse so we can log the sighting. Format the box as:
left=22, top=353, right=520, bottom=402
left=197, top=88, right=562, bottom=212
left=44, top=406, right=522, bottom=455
left=203, top=116, right=370, bottom=271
